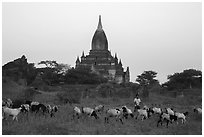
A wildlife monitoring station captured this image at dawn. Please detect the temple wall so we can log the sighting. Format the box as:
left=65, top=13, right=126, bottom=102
left=115, top=75, right=123, bottom=84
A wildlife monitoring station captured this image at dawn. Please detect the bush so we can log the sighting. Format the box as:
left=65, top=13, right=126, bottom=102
left=56, top=89, right=81, bottom=104
left=112, top=97, right=121, bottom=103
left=16, top=87, right=38, bottom=101
left=64, top=67, right=108, bottom=84
left=97, top=83, right=114, bottom=98
left=113, top=89, right=131, bottom=98
left=149, top=84, right=162, bottom=93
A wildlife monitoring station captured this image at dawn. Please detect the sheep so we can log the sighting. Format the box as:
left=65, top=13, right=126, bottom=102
left=82, top=107, right=99, bottom=119
left=2, top=98, right=13, bottom=108
left=20, top=104, right=30, bottom=113
left=52, top=106, right=58, bottom=113
left=73, top=106, right=82, bottom=119
left=94, top=105, right=104, bottom=113
left=104, top=107, right=127, bottom=124
left=143, top=105, right=149, bottom=110
left=194, top=108, right=202, bottom=114
left=152, top=107, right=163, bottom=115
left=7, top=98, right=13, bottom=107
left=2, top=106, right=22, bottom=121
left=122, top=106, right=134, bottom=118
left=165, top=108, right=174, bottom=116
left=174, top=111, right=188, bottom=124
left=2, top=100, right=6, bottom=107
left=172, top=116, right=179, bottom=123
left=31, top=101, right=40, bottom=106
left=50, top=105, right=59, bottom=117
left=135, top=108, right=149, bottom=121
left=30, top=103, right=48, bottom=115
left=46, top=104, right=52, bottom=113
left=157, top=112, right=171, bottom=128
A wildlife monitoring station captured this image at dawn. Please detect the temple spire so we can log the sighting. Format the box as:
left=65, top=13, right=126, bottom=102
left=97, top=15, right=102, bottom=30
left=76, top=56, right=80, bottom=63
left=115, top=53, right=118, bottom=59
left=119, top=59, right=122, bottom=65
left=82, top=51, right=85, bottom=57
left=126, top=67, right=129, bottom=72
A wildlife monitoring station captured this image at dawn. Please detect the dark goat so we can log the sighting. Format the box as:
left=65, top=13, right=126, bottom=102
left=157, top=113, right=171, bottom=128
left=50, top=106, right=59, bottom=117
left=31, top=103, right=47, bottom=115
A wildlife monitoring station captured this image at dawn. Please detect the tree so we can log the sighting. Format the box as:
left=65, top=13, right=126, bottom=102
left=37, top=60, right=71, bottom=85
left=55, top=63, right=71, bottom=75
left=136, top=70, right=158, bottom=86
left=26, top=63, right=37, bottom=85
left=64, top=67, right=108, bottom=84
left=2, top=55, right=37, bottom=85
left=136, top=70, right=159, bottom=98
left=162, top=69, right=202, bottom=91
left=38, top=60, right=58, bottom=68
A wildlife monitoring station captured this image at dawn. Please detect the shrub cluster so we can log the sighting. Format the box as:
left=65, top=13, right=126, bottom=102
left=56, top=88, right=82, bottom=104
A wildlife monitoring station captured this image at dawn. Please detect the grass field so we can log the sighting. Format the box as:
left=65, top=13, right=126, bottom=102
left=2, top=79, right=202, bottom=135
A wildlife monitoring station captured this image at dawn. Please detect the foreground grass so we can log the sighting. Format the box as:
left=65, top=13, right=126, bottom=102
left=2, top=92, right=202, bottom=135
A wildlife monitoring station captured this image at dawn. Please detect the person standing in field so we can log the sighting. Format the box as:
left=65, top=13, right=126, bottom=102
left=134, top=93, right=141, bottom=112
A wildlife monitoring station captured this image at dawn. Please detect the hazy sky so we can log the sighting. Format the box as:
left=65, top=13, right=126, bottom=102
left=2, top=2, right=202, bottom=83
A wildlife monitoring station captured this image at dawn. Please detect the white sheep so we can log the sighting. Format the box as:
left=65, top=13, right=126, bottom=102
left=194, top=108, right=202, bottom=114
left=143, top=105, right=149, bottom=110
left=122, top=106, right=134, bottom=118
left=166, top=108, right=174, bottom=115
left=135, top=109, right=149, bottom=121
left=152, top=107, right=162, bottom=115
left=174, top=111, right=188, bottom=124
left=73, top=106, right=82, bottom=119
left=2, top=98, right=13, bottom=108
left=3, top=106, right=22, bottom=121
left=82, top=107, right=99, bottom=119
left=94, top=105, right=104, bottom=113
left=31, top=101, right=40, bottom=106
left=104, top=108, right=125, bottom=124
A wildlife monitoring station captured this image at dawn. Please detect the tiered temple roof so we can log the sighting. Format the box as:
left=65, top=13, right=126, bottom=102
left=75, top=15, right=129, bottom=83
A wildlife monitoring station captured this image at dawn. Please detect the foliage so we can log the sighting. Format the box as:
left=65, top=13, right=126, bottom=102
left=2, top=55, right=37, bottom=85
left=136, top=70, right=159, bottom=87
left=55, top=63, right=71, bottom=75
left=38, top=60, right=58, bottom=68
left=37, top=61, right=71, bottom=85
left=56, top=89, right=82, bottom=104
left=97, top=83, right=114, bottom=98
left=136, top=70, right=159, bottom=98
left=64, top=67, right=108, bottom=84
left=162, top=69, right=202, bottom=90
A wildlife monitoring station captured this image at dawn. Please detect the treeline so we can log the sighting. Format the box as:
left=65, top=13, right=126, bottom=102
left=2, top=55, right=108, bottom=86
left=2, top=55, right=37, bottom=85
left=162, top=69, right=202, bottom=90
left=135, top=69, right=202, bottom=97
left=2, top=55, right=202, bottom=92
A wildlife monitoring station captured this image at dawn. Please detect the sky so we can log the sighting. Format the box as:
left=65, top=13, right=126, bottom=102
left=2, top=2, right=202, bottom=83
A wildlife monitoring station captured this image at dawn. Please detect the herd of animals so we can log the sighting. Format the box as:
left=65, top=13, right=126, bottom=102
left=2, top=98, right=58, bottom=121
left=2, top=95, right=202, bottom=129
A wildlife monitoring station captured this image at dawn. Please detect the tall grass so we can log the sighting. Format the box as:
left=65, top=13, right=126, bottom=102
left=56, top=88, right=82, bottom=104
left=2, top=80, right=202, bottom=135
